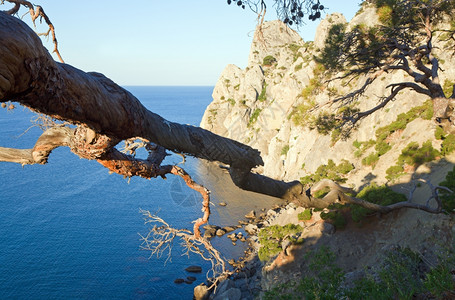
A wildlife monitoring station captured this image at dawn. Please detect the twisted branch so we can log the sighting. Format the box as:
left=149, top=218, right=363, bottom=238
left=139, top=209, right=229, bottom=284
left=2, top=0, right=64, bottom=62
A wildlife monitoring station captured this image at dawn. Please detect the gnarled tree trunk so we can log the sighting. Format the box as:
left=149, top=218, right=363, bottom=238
left=0, top=10, right=450, bottom=222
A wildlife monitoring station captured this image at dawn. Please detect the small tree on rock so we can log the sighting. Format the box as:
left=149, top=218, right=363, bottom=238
left=317, top=0, right=455, bottom=132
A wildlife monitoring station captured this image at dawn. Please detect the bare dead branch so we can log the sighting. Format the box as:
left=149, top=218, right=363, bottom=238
left=3, top=0, right=64, bottom=62
left=169, top=166, right=211, bottom=239
left=0, top=126, right=73, bottom=165
left=139, top=209, right=230, bottom=283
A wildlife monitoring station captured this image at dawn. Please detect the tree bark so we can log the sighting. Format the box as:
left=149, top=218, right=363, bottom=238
left=0, top=11, right=262, bottom=171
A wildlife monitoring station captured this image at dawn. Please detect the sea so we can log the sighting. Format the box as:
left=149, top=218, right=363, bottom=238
left=0, top=86, right=280, bottom=299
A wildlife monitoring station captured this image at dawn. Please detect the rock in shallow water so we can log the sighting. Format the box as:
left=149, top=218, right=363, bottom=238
left=174, top=278, right=184, bottom=284
left=223, top=226, right=236, bottom=232
left=245, top=224, right=258, bottom=235
left=185, top=265, right=202, bottom=273
left=245, top=210, right=256, bottom=219
left=204, top=228, right=217, bottom=238
left=216, top=229, right=227, bottom=236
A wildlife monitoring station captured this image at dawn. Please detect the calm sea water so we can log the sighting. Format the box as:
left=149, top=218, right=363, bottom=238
left=0, top=86, right=279, bottom=299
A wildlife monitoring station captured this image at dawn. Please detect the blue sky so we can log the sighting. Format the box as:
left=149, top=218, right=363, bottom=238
left=6, top=0, right=360, bottom=86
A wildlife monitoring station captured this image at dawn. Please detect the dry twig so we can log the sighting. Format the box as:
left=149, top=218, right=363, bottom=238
left=2, top=0, right=64, bottom=62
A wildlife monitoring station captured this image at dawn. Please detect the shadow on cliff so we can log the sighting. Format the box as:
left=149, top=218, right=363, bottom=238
left=242, top=156, right=455, bottom=292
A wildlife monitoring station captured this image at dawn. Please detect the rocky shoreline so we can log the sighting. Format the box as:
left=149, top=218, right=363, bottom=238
left=192, top=201, right=335, bottom=300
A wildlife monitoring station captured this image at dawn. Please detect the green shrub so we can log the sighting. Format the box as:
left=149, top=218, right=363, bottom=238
left=362, top=152, right=380, bottom=167
left=288, top=43, right=301, bottom=52
left=281, top=145, right=290, bottom=156
left=317, top=23, right=347, bottom=71
left=423, top=242, right=455, bottom=297
left=398, top=140, right=439, bottom=166
left=263, top=55, right=277, bottom=66
left=321, top=209, right=347, bottom=230
left=331, top=128, right=342, bottom=143
left=313, top=187, right=331, bottom=199
left=289, top=100, right=316, bottom=127
left=300, top=159, right=354, bottom=185
left=354, top=139, right=376, bottom=157
left=424, top=265, right=454, bottom=298
left=298, top=246, right=345, bottom=298
left=377, top=4, right=394, bottom=25
left=435, top=126, right=446, bottom=140
left=385, top=165, right=405, bottom=181
left=345, top=275, right=387, bottom=299
left=248, top=108, right=262, bottom=127
left=258, top=224, right=303, bottom=261
left=439, top=166, right=455, bottom=212
left=288, top=43, right=303, bottom=62
left=441, top=134, right=455, bottom=156
left=298, top=209, right=313, bottom=221
left=353, top=140, right=362, bottom=149
left=443, top=79, right=454, bottom=97
left=377, top=247, right=425, bottom=298
left=351, top=183, right=407, bottom=224
left=294, top=63, right=303, bottom=72
left=301, top=77, right=323, bottom=100
left=358, top=183, right=407, bottom=204
left=375, top=100, right=433, bottom=143
left=258, top=82, right=267, bottom=102
left=385, top=140, right=439, bottom=182
left=375, top=141, right=392, bottom=156
left=336, top=159, right=354, bottom=174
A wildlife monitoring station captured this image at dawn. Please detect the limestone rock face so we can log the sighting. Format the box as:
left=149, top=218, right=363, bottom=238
left=313, top=13, right=346, bottom=50
left=348, top=3, right=379, bottom=30
left=200, top=8, right=455, bottom=188
left=247, top=20, right=303, bottom=67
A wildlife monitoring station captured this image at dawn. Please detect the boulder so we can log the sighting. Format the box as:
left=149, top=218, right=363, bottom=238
left=245, top=224, right=258, bottom=235
left=185, top=265, right=202, bottom=273
left=223, top=226, right=236, bottom=233
left=194, top=283, right=210, bottom=300
left=216, top=229, right=227, bottom=236
left=245, top=210, right=256, bottom=219
left=204, top=228, right=217, bottom=238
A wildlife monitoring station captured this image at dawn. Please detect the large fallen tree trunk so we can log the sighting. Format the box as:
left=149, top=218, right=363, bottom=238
left=0, top=8, right=451, bottom=221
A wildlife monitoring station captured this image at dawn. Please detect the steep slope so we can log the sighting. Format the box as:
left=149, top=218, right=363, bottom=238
left=201, top=4, right=455, bottom=191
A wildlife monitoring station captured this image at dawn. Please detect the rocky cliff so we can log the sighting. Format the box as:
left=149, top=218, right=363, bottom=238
left=200, top=3, right=455, bottom=190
